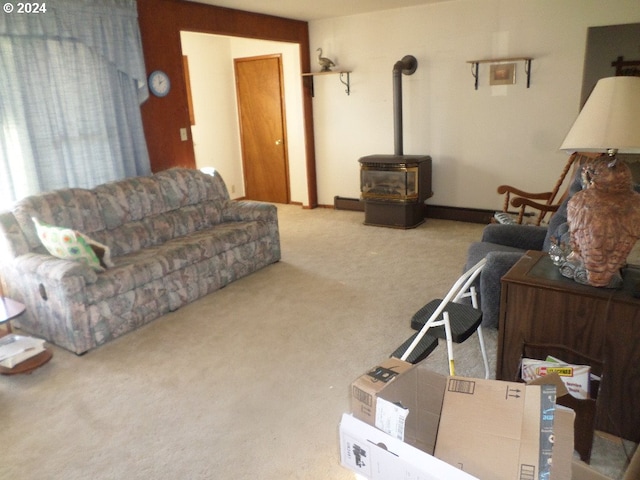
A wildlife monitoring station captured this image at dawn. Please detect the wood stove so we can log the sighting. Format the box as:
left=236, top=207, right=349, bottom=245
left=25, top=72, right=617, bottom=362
left=359, top=154, right=432, bottom=228
left=359, top=55, right=433, bottom=228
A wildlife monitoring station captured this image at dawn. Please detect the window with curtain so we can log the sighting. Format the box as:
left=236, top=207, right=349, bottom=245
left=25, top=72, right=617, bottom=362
left=0, top=0, right=151, bottom=212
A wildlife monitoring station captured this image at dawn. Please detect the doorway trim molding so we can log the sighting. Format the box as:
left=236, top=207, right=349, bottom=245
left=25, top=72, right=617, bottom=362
left=137, top=0, right=318, bottom=207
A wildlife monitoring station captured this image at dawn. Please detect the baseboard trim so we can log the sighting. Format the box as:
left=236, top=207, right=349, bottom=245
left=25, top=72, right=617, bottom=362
left=334, top=196, right=364, bottom=212
left=330, top=196, right=493, bottom=224
left=426, top=205, right=494, bottom=224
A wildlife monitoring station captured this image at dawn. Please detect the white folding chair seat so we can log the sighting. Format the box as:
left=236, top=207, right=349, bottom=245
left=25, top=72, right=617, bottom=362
left=393, top=258, right=490, bottom=379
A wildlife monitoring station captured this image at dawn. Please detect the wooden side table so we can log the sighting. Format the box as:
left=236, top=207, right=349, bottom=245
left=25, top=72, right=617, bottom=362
left=0, top=296, right=53, bottom=375
left=497, top=250, right=640, bottom=442
left=0, top=296, right=26, bottom=334
left=0, top=349, right=53, bottom=375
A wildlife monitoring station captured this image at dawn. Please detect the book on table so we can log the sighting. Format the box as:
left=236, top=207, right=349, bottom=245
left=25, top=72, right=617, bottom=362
left=0, top=334, right=46, bottom=368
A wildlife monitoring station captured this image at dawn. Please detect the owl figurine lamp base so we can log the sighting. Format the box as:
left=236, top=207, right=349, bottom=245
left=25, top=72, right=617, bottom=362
left=560, top=155, right=640, bottom=288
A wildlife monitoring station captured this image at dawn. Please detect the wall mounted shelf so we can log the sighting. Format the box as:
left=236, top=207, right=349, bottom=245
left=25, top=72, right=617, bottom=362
left=466, top=57, right=533, bottom=90
left=302, top=71, right=351, bottom=96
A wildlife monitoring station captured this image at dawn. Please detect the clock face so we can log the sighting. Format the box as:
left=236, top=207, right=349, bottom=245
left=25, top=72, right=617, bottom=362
left=149, top=70, right=170, bottom=97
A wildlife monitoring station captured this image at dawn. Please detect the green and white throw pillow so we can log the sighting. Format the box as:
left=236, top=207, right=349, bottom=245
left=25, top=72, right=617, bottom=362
left=32, top=217, right=113, bottom=272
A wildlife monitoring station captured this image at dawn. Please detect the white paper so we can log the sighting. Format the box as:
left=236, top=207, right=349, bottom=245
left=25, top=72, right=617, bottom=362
left=339, top=413, right=479, bottom=480
left=374, top=397, right=409, bottom=441
left=0, top=334, right=45, bottom=362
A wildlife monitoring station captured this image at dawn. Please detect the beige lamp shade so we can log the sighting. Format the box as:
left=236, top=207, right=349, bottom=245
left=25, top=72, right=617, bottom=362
left=560, top=76, right=640, bottom=154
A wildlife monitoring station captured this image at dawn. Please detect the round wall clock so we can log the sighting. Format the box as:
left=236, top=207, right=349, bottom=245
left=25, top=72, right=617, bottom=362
left=148, top=70, right=171, bottom=97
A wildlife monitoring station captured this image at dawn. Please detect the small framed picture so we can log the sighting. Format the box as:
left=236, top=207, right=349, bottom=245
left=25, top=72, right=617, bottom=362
left=489, top=63, right=516, bottom=85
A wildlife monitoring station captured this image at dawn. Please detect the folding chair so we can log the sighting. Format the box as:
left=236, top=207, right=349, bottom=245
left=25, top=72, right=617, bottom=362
left=392, top=258, right=490, bottom=379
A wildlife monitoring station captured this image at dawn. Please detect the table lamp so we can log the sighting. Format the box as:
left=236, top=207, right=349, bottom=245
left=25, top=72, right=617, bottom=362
left=558, top=76, right=640, bottom=287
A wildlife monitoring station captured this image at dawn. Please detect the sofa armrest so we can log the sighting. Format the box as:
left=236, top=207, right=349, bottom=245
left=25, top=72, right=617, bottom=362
left=481, top=224, right=547, bottom=251
left=13, top=253, right=98, bottom=284
left=479, top=251, right=526, bottom=328
left=222, top=200, right=278, bottom=223
left=5, top=253, right=94, bottom=354
left=0, top=211, right=30, bottom=259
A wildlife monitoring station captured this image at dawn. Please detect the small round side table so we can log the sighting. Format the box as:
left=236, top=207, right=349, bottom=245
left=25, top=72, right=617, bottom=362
left=0, top=296, right=53, bottom=375
left=0, top=296, right=26, bottom=334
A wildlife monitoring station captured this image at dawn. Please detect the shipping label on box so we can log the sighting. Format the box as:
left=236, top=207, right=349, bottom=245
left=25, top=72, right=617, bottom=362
left=375, top=396, right=409, bottom=441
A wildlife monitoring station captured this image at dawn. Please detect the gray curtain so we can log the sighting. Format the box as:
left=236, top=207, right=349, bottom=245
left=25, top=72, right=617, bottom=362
left=0, top=0, right=151, bottom=211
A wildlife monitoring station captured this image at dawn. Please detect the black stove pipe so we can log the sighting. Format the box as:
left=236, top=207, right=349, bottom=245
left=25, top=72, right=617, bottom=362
left=393, top=55, right=418, bottom=156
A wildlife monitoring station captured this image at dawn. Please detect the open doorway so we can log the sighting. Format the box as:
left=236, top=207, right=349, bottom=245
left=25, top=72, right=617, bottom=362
left=180, top=31, right=307, bottom=204
left=581, top=23, right=640, bottom=106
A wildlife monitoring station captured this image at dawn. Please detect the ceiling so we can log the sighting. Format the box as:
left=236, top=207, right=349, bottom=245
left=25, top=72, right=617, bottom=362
left=186, top=0, right=449, bottom=21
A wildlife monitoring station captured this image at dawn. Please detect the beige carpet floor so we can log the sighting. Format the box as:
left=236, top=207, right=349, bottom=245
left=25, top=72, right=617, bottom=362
left=0, top=205, right=633, bottom=479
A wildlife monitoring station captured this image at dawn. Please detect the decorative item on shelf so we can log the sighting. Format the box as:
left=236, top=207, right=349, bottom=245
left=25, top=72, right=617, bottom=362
left=489, top=62, right=516, bottom=86
left=466, top=57, right=532, bottom=89
left=557, top=76, right=640, bottom=287
left=316, top=48, right=335, bottom=72
left=300, top=47, right=349, bottom=96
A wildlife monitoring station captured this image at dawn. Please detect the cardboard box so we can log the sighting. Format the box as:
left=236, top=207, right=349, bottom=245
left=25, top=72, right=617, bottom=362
left=340, top=413, right=478, bottom=480
left=572, top=439, right=640, bottom=480
left=529, top=373, right=596, bottom=464
left=351, top=357, right=443, bottom=454
left=624, top=445, right=640, bottom=480
left=434, top=376, right=557, bottom=480
left=349, top=358, right=574, bottom=480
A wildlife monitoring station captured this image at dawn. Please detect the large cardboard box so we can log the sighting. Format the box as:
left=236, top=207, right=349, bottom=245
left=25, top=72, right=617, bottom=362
left=349, top=358, right=574, bottom=480
left=434, top=376, right=556, bottom=479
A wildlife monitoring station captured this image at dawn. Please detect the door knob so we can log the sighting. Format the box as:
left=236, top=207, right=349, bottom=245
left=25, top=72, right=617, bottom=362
left=275, top=139, right=283, bottom=145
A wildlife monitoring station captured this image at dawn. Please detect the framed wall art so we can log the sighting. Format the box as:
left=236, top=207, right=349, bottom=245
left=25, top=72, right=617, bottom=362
left=489, top=63, right=516, bottom=86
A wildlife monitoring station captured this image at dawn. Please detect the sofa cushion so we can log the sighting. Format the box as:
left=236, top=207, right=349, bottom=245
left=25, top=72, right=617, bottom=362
left=12, top=188, right=106, bottom=250
left=85, top=220, right=267, bottom=304
left=155, top=167, right=230, bottom=209
left=87, top=201, right=227, bottom=257
left=32, top=217, right=105, bottom=272
left=94, top=176, right=169, bottom=230
left=141, top=202, right=225, bottom=245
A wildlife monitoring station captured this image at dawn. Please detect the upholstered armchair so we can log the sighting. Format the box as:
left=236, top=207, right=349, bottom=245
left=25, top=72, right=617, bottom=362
left=465, top=159, right=586, bottom=329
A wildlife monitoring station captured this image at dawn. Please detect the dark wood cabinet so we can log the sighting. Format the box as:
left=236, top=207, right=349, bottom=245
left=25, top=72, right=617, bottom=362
left=497, top=250, right=640, bottom=442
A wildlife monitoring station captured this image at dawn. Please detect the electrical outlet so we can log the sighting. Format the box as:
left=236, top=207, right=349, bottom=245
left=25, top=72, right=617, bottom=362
left=179, top=128, right=188, bottom=141
left=231, top=185, right=236, bottom=194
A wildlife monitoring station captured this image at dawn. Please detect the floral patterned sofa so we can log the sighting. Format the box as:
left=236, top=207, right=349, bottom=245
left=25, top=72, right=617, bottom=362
left=0, top=168, right=280, bottom=354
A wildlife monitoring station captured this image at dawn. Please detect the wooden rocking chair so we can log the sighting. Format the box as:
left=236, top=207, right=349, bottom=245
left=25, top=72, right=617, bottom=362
left=495, top=152, right=599, bottom=226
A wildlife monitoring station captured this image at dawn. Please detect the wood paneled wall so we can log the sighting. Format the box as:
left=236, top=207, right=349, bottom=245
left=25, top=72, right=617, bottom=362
left=136, top=0, right=317, bottom=206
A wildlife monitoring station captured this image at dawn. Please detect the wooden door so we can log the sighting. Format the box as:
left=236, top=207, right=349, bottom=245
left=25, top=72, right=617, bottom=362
left=234, top=55, right=289, bottom=203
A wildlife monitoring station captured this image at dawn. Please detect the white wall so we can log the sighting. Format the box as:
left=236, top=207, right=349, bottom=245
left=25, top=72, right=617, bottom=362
left=180, top=32, right=307, bottom=203
left=309, top=0, right=640, bottom=210
left=180, top=33, right=242, bottom=195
